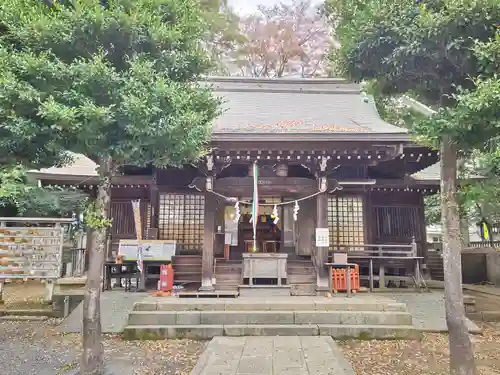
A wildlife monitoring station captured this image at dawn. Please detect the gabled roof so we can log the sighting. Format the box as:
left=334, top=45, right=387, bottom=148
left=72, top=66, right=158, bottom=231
left=411, top=161, right=484, bottom=183
left=411, top=162, right=440, bottom=182
left=33, top=153, right=97, bottom=177
left=206, top=77, right=408, bottom=138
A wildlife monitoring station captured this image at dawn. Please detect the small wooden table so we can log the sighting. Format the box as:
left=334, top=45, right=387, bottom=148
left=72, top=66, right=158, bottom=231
left=102, top=260, right=167, bottom=292
left=262, top=240, right=278, bottom=253
left=243, top=253, right=288, bottom=286
left=347, top=255, right=424, bottom=291
left=102, top=261, right=139, bottom=292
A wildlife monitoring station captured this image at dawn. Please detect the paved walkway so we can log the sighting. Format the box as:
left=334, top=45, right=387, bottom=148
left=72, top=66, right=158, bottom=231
left=386, top=292, right=481, bottom=333
left=57, top=290, right=481, bottom=334
left=58, top=291, right=147, bottom=333
left=190, top=336, right=355, bottom=375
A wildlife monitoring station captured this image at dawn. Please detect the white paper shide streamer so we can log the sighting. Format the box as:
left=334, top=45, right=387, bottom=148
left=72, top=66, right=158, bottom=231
left=293, top=201, right=300, bottom=221
left=272, top=204, right=279, bottom=224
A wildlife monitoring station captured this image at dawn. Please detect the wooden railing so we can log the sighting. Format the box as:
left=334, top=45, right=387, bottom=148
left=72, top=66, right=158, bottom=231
left=329, top=238, right=418, bottom=258
left=427, top=241, right=500, bottom=251
left=468, top=241, right=500, bottom=248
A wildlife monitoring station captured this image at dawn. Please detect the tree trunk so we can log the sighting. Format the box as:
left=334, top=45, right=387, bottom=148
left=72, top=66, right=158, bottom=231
left=440, top=135, right=476, bottom=375
left=81, top=156, right=112, bottom=375
left=459, top=216, right=470, bottom=247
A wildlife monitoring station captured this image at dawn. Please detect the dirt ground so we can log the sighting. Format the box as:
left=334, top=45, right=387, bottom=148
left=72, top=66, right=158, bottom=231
left=340, top=322, right=500, bottom=375
left=0, top=318, right=204, bottom=375
left=4, top=282, right=500, bottom=374
left=0, top=280, right=48, bottom=308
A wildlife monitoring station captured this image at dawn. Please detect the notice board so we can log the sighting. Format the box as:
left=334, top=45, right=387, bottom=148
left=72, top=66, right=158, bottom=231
left=118, top=240, right=176, bottom=261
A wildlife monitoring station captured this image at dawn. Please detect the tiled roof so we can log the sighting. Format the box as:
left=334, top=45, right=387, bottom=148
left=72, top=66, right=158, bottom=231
left=206, top=77, right=407, bottom=135
left=31, top=153, right=97, bottom=177
left=411, top=162, right=440, bottom=181
left=411, top=162, right=484, bottom=182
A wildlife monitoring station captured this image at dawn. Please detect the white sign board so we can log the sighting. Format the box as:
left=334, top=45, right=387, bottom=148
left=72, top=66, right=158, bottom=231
left=118, top=240, right=176, bottom=261
left=315, top=228, right=330, bottom=247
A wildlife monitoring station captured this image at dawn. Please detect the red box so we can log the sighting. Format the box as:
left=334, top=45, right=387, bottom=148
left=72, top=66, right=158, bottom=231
left=159, top=264, right=174, bottom=292
left=332, top=264, right=360, bottom=292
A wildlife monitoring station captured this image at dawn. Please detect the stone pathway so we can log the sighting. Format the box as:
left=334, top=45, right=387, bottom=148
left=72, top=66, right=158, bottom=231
left=58, top=291, right=147, bottom=333
left=58, top=290, right=481, bottom=334
left=386, top=291, right=481, bottom=332
left=190, top=336, right=355, bottom=375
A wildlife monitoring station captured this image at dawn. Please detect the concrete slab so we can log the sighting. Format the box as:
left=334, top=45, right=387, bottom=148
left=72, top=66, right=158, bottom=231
left=131, top=295, right=408, bottom=313
left=58, top=291, right=147, bottom=333
left=386, top=292, right=482, bottom=333
left=190, top=336, right=356, bottom=375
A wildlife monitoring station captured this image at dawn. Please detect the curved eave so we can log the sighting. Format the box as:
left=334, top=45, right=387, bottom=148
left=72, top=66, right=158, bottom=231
left=212, top=132, right=410, bottom=142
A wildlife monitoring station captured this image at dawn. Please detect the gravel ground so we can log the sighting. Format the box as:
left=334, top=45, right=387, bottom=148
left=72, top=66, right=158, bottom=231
left=340, top=322, right=500, bottom=375
left=0, top=319, right=204, bottom=375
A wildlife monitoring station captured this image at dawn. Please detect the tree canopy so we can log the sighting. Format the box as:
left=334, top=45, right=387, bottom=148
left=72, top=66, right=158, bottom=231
left=326, top=1, right=499, bottom=372
left=0, top=1, right=222, bottom=373
left=0, top=0, right=221, bottom=171
left=0, top=165, right=87, bottom=217
left=326, top=0, right=500, bottom=230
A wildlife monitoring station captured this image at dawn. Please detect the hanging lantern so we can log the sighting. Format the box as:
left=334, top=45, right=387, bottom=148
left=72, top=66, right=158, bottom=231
left=275, top=163, right=288, bottom=177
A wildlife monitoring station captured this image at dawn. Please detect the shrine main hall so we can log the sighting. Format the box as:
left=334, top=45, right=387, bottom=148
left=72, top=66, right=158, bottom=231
left=31, top=77, right=440, bottom=294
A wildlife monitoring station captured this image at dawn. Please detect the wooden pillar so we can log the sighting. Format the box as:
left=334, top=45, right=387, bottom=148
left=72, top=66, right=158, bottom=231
left=149, top=172, right=159, bottom=237
left=200, top=193, right=216, bottom=291
left=316, top=156, right=330, bottom=292
left=316, top=192, right=329, bottom=291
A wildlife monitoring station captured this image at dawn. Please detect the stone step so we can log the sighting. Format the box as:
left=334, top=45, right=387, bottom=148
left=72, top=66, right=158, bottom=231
left=123, top=324, right=420, bottom=340
left=287, top=264, right=314, bottom=269
left=215, top=273, right=241, bottom=281
left=128, top=310, right=413, bottom=326
left=216, top=276, right=241, bottom=281
left=288, top=276, right=316, bottom=281
left=133, top=298, right=408, bottom=312
left=215, top=285, right=239, bottom=291
left=290, top=284, right=317, bottom=296
left=239, top=286, right=291, bottom=297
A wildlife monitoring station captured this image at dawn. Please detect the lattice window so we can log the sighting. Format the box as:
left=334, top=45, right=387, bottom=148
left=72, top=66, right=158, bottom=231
left=158, top=194, right=204, bottom=252
left=328, top=196, right=365, bottom=251
left=110, top=200, right=148, bottom=238
left=375, top=206, right=421, bottom=239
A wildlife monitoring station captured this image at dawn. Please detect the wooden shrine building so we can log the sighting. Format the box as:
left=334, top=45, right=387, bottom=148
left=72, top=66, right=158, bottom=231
left=30, top=77, right=440, bottom=294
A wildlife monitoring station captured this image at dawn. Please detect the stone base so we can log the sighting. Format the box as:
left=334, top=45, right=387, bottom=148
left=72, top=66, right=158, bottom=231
left=123, top=324, right=420, bottom=340
left=52, top=276, right=87, bottom=317
left=199, top=285, right=215, bottom=292
left=239, top=285, right=291, bottom=297
left=124, top=296, right=419, bottom=340
left=290, top=284, right=316, bottom=296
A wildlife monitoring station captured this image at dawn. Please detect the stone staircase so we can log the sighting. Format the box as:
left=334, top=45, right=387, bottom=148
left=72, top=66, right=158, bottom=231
left=427, top=250, right=444, bottom=281
left=214, top=259, right=242, bottom=291
left=172, top=255, right=202, bottom=286
left=123, top=296, right=420, bottom=340
left=287, top=259, right=317, bottom=295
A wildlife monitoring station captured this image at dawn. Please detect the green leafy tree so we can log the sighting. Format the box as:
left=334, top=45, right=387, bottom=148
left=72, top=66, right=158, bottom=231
left=0, top=0, right=221, bottom=373
left=326, top=0, right=499, bottom=373
left=0, top=165, right=87, bottom=217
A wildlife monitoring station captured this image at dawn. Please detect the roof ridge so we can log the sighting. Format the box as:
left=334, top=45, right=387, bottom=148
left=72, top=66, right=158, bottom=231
left=203, top=76, right=352, bottom=85
left=213, top=87, right=360, bottom=95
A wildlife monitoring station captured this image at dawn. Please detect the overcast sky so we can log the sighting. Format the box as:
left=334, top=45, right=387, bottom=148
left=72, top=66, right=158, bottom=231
left=228, top=0, right=322, bottom=14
